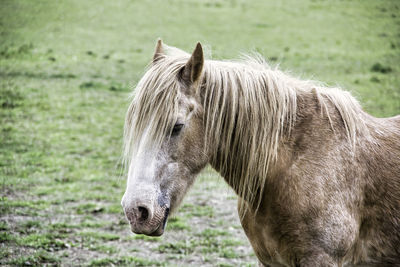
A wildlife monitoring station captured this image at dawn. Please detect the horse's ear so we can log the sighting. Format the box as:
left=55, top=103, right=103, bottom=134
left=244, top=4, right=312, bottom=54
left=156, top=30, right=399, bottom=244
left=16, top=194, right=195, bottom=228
left=182, top=42, right=204, bottom=85
left=153, top=39, right=164, bottom=63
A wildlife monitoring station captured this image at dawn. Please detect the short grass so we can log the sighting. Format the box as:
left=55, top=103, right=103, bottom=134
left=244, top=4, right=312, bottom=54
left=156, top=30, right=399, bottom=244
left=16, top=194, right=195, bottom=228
left=1, top=0, right=399, bottom=266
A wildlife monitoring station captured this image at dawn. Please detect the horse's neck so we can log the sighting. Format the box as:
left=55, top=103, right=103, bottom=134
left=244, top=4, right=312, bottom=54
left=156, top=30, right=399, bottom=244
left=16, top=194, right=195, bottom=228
left=202, top=66, right=296, bottom=202
left=205, top=82, right=350, bottom=202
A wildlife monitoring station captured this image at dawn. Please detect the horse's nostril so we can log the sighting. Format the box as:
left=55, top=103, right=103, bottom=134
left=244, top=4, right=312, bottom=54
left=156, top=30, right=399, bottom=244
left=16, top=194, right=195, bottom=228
left=138, top=206, right=149, bottom=221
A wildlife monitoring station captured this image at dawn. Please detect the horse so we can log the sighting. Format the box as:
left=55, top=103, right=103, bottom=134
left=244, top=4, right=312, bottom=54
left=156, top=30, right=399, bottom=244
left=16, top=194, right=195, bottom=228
left=121, top=40, right=400, bottom=266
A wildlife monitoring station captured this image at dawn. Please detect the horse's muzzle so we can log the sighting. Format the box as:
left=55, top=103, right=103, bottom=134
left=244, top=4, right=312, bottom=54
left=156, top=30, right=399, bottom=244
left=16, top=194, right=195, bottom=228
left=123, top=201, right=170, bottom=236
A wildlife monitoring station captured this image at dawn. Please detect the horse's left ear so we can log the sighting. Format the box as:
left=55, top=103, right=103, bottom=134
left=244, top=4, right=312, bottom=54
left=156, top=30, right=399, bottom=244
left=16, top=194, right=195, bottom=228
left=182, top=42, right=204, bottom=85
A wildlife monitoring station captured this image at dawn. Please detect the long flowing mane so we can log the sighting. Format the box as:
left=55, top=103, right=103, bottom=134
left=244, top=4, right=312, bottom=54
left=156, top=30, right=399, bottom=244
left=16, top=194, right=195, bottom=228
left=124, top=45, right=367, bottom=209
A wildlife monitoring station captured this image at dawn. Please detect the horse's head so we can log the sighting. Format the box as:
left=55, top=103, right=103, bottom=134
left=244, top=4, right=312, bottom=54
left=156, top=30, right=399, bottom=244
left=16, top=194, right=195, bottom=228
left=121, top=40, right=208, bottom=236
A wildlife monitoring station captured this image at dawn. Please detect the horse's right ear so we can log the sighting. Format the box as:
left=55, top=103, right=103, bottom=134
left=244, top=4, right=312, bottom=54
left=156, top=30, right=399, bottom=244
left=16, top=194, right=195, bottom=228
left=153, top=39, right=164, bottom=63
left=181, top=42, right=204, bottom=85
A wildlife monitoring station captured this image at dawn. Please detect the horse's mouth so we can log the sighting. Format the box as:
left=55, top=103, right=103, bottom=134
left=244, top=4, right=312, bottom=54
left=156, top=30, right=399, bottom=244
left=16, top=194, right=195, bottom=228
left=146, top=208, right=170, bottom=237
left=162, top=208, right=170, bottom=229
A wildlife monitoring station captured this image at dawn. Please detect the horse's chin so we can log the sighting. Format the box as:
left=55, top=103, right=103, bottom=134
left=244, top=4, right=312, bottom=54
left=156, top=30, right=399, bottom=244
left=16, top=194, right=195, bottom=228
left=131, top=224, right=164, bottom=236
left=147, top=224, right=165, bottom=236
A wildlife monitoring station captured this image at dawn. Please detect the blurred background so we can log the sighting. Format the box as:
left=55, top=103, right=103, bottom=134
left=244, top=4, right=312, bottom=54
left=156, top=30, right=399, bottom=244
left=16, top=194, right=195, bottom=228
left=1, top=0, right=399, bottom=266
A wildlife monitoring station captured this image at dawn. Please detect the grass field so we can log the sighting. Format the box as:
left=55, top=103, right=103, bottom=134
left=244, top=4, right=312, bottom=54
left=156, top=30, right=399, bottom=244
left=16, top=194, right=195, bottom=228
left=1, top=0, right=399, bottom=266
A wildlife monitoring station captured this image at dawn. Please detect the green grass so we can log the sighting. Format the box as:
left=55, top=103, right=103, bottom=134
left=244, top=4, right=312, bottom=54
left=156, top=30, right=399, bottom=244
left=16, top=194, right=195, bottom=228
left=157, top=241, right=195, bottom=255
left=181, top=203, right=215, bottom=218
left=8, top=250, right=61, bottom=267
left=19, top=233, right=68, bottom=250
left=79, top=231, right=120, bottom=242
left=88, top=256, right=165, bottom=267
left=0, top=231, right=15, bottom=242
left=1, top=0, right=399, bottom=266
left=90, top=244, right=118, bottom=254
left=166, top=216, right=191, bottom=231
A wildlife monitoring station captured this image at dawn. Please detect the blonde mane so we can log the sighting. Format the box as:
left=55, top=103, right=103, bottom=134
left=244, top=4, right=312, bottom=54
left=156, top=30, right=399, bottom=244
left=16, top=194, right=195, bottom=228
left=124, top=45, right=367, bottom=209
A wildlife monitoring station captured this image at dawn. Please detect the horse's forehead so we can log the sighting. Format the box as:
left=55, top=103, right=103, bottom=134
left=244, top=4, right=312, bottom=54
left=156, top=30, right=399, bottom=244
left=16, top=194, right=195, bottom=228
left=178, top=93, right=197, bottom=110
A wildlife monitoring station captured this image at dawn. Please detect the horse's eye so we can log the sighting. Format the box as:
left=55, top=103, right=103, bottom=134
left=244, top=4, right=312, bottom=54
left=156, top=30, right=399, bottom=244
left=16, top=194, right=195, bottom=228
left=171, top=123, right=184, bottom=136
